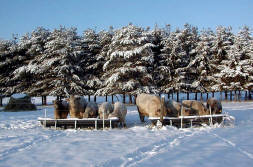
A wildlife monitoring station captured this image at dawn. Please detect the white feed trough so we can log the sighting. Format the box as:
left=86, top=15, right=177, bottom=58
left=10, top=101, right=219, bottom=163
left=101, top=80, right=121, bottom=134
left=149, top=113, right=235, bottom=128
left=38, top=109, right=119, bottom=130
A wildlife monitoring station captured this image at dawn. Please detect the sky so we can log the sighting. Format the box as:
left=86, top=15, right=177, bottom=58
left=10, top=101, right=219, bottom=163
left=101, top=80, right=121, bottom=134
left=0, top=0, right=252, bottom=40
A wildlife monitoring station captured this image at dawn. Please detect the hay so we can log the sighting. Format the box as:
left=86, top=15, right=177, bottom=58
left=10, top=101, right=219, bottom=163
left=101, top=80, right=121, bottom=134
left=4, top=94, right=36, bottom=111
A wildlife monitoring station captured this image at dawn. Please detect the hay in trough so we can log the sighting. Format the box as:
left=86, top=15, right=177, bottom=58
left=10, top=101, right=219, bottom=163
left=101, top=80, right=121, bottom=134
left=4, top=94, right=36, bottom=111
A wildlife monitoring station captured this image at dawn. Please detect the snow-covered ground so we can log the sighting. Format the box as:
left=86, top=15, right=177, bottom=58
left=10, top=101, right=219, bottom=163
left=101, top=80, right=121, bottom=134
left=0, top=101, right=253, bottom=167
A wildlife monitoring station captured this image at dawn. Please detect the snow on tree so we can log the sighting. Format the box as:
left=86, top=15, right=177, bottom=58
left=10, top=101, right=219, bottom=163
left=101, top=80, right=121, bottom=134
left=168, top=24, right=199, bottom=92
left=211, top=26, right=236, bottom=91
left=81, top=28, right=107, bottom=95
left=156, top=25, right=174, bottom=93
left=96, top=24, right=158, bottom=95
left=192, top=28, right=217, bottom=92
left=231, top=26, right=253, bottom=90
left=0, top=36, right=33, bottom=96
left=9, top=27, right=50, bottom=95
left=13, top=27, right=89, bottom=96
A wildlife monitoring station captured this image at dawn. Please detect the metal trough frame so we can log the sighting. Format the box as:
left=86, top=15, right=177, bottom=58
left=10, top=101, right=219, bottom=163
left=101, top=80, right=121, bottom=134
left=38, top=117, right=119, bottom=130
left=149, top=114, right=229, bottom=128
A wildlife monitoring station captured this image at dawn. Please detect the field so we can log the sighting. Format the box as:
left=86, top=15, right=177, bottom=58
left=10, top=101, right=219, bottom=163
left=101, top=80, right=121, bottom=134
left=0, top=98, right=253, bottom=167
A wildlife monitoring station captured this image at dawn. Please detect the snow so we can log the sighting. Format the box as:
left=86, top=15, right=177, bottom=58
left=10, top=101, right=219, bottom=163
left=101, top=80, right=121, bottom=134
left=0, top=100, right=253, bottom=167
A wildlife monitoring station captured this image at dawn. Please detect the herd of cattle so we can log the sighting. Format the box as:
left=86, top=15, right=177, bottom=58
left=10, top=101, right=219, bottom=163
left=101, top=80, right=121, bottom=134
left=54, top=93, right=222, bottom=127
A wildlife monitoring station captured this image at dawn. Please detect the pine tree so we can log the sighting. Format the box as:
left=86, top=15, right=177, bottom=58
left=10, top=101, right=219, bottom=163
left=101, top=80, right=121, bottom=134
left=96, top=24, right=157, bottom=95
left=211, top=26, right=235, bottom=91
left=169, top=24, right=199, bottom=92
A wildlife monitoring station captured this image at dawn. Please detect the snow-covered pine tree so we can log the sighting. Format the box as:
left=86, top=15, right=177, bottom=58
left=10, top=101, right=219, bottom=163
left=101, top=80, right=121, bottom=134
left=157, top=25, right=174, bottom=93
left=13, top=27, right=88, bottom=96
left=10, top=27, right=50, bottom=95
left=150, top=25, right=172, bottom=94
left=0, top=35, right=34, bottom=96
left=193, top=28, right=216, bottom=92
left=211, top=26, right=236, bottom=92
left=231, top=26, right=253, bottom=91
left=96, top=24, right=157, bottom=95
left=81, top=28, right=109, bottom=95
left=169, top=24, right=199, bottom=93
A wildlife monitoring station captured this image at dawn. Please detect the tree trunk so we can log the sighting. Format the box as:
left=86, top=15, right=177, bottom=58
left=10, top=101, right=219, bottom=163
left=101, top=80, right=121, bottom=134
left=230, top=91, right=233, bottom=101
left=195, top=92, right=198, bottom=100
left=200, top=92, right=203, bottom=101
left=112, top=95, right=114, bottom=104
left=177, top=92, right=179, bottom=102
left=94, top=95, right=97, bottom=102
left=220, top=92, right=223, bottom=101
left=245, top=91, right=248, bottom=100
left=249, top=89, right=252, bottom=99
left=172, top=91, right=174, bottom=100
left=187, top=92, right=189, bottom=100
left=225, top=91, right=228, bottom=100
left=206, top=92, right=209, bottom=100
left=88, top=95, right=90, bottom=102
left=123, top=94, right=125, bottom=103
left=0, top=96, right=3, bottom=107
left=105, top=95, right=108, bottom=102
left=168, top=93, right=170, bottom=99
left=129, top=94, right=132, bottom=104
left=212, top=92, right=214, bottom=98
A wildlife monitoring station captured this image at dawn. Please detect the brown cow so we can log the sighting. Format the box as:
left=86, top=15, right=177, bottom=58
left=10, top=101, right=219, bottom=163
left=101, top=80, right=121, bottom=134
left=68, top=95, right=87, bottom=119
left=83, top=102, right=99, bottom=118
left=109, top=102, right=127, bottom=127
left=206, top=98, right=222, bottom=114
left=136, top=93, right=166, bottom=122
left=165, top=100, right=196, bottom=117
left=182, top=100, right=209, bottom=116
left=53, top=99, right=69, bottom=119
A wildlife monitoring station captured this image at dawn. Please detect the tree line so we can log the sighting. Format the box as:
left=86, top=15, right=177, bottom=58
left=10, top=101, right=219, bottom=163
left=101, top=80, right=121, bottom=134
left=0, top=23, right=252, bottom=97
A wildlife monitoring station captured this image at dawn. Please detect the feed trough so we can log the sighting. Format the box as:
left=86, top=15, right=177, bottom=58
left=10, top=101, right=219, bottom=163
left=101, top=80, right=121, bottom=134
left=149, top=113, right=234, bottom=128
left=38, top=109, right=119, bottom=130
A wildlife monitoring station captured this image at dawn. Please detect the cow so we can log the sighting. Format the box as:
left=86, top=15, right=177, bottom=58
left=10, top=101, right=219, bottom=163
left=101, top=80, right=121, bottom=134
left=68, top=95, right=87, bottom=119
left=165, top=100, right=196, bottom=117
left=206, top=98, right=222, bottom=114
left=108, top=102, right=127, bottom=127
left=53, top=99, right=69, bottom=119
left=136, top=93, right=166, bottom=122
left=82, top=102, right=99, bottom=118
left=98, top=102, right=114, bottom=119
left=182, top=100, right=209, bottom=116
